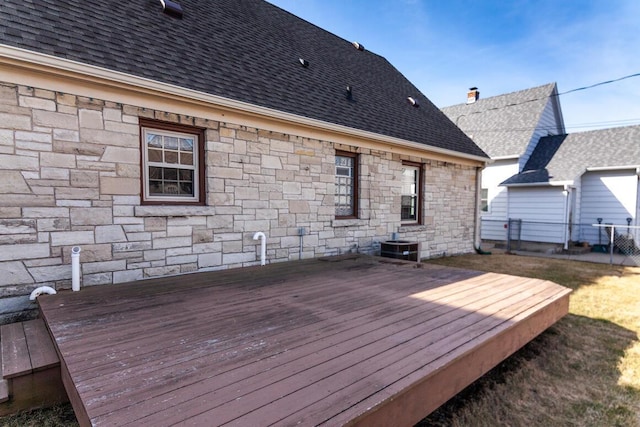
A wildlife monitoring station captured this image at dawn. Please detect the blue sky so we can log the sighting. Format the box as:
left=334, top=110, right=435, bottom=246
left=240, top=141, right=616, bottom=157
left=267, top=0, right=640, bottom=133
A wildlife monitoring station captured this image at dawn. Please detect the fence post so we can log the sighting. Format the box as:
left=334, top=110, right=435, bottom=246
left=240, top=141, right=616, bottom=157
left=609, top=224, right=615, bottom=266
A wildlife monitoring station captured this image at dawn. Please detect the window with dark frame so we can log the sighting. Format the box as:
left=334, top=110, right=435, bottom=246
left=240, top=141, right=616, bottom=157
left=401, top=161, right=422, bottom=224
left=140, top=119, right=206, bottom=205
left=335, top=151, right=358, bottom=218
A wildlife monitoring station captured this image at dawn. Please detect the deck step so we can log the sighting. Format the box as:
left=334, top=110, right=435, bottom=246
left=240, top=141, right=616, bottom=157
left=1, top=319, right=59, bottom=379
left=0, top=380, right=8, bottom=404
left=0, top=318, right=66, bottom=416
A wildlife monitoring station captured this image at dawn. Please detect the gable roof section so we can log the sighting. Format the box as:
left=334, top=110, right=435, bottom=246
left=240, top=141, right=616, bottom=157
left=502, top=125, right=640, bottom=186
left=0, top=0, right=487, bottom=160
left=441, top=83, right=559, bottom=158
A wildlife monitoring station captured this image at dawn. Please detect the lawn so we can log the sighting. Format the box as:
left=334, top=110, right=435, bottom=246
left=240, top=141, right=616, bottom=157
left=420, top=253, right=640, bottom=427
left=1, top=253, right=639, bottom=426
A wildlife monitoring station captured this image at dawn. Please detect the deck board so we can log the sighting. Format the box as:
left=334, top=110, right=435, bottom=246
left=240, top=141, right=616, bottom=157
left=37, top=256, right=571, bottom=427
left=22, top=318, right=59, bottom=372
left=1, top=322, right=32, bottom=378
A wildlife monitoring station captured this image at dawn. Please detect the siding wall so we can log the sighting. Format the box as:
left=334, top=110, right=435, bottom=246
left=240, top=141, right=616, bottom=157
left=0, top=82, right=478, bottom=323
left=508, top=187, right=567, bottom=244
left=519, top=98, right=563, bottom=170
left=480, top=159, right=518, bottom=240
left=578, top=170, right=639, bottom=244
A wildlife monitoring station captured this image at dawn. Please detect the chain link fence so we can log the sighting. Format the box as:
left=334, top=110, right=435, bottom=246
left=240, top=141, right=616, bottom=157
left=481, top=218, right=640, bottom=266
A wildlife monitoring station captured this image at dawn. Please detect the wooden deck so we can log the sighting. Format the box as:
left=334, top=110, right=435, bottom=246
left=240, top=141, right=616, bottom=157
left=37, top=255, right=571, bottom=426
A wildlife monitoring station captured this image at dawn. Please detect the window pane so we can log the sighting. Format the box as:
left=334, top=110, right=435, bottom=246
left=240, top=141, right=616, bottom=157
left=164, top=136, right=179, bottom=150
left=149, top=180, right=163, bottom=194
left=336, top=167, right=351, bottom=176
left=164, top=168, right=178, bottom=180
left=165, top=151, right=178, bottom=164
left=180, top=152, right=193, bottom=165
left=401, top=195, right=417, bottom=221
left=147, top=134, right=162, bottom=148
left=148, top=148, right=162, bottom=162
left=180, top=138, right=194, bottom=151
left=179, top=169, right=192, bottom=180
left=149, top=166, right=162, bottom=179
left=164, top=182, right=180, bottom=194
left=335, top=156, right=353, bottom=168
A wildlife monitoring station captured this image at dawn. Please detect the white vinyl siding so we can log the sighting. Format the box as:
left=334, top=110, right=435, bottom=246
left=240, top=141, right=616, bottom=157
left=519, top=97, right=564, bottom=170
left=508, top=187, right=567, bottom=244
left=479, top=159, right=519, bottom=241
left=579, top=170, right=639, bottom=244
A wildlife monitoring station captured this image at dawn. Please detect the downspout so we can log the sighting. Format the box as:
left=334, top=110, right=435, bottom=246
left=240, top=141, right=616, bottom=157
left=71, top=246, right=81, bottom=291
left=253, top=232, right=266, bottom=266
left=29, top=286, right=57, bottom=301
left=562, top=186, right=571, bottom=251
left=474, top=166, right=491, bottom=254
left=298, top=227, right=306, bottom=260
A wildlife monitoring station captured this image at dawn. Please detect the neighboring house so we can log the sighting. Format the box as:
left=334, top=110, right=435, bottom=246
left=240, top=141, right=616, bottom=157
left=442, top=83, right=565, bottom=241
left=0, top=0, right=488, bottom=322
left=502, top=125, right=640, bottom=247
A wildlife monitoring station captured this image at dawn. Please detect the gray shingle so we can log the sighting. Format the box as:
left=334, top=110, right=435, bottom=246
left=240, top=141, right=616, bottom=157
left=441, top=83, right=557, bottom=158
left=0, top=0, right=487, bottom=159
left=502, top=125, right=640, bottom=185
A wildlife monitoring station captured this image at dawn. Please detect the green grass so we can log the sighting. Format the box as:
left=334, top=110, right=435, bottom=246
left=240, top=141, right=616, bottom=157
left=420, top=253, right=640, bottom=427
left=0, top=403, right=77, bottom=427
left=2, top=253, right=639, bottom=426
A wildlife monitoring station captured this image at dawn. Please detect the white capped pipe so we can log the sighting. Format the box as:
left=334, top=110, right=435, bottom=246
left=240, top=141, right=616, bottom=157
left=29, top=286, right=57, bottom=301
left=253, top=232, right=266, bottom=266
left=71, top=246, right=81, bottom=292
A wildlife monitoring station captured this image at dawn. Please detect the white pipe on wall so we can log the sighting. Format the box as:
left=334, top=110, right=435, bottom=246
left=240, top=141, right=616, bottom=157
left=253, top=232, right=266, bottom=266
left=29, top=286, right=57, bottom=301
left=71, top=246, right=81, bottom=291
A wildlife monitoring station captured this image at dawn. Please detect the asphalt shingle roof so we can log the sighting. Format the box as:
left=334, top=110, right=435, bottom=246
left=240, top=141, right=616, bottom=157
left=0, top=0, right=487, bottom=159
left=441, top=83, right=558, bottom=158
left=502, top=125, right=640, bottom=185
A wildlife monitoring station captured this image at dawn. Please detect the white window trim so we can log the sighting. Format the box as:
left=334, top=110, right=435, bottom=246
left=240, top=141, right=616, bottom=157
left=481, top=188, right=490, bottom=214
left=401, top=163, right=421, bottom=224
left=141, top=126, right=200, bottom=204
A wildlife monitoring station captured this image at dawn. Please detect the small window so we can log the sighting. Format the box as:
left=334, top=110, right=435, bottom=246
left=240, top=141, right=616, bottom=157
left=140, top=119, right=205, bottom=205
left=481, top=188, right=489, bottom=213
left=335, top=151, right=358, bottom=218
left=401, top=162, right=422, bottom=223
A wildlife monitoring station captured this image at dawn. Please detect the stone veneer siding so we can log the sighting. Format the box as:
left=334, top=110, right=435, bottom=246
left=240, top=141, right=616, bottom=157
left=0, top=82, right=478, bottom=323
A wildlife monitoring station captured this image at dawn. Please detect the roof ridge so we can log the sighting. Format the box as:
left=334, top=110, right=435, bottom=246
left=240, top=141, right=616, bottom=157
left=442, top=82, right=556, bottom=110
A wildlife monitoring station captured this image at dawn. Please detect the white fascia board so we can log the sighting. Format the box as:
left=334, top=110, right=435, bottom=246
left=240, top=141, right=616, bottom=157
left=586, top=165, right=640, bottom=172
left=502, top=180, right=573, bottom=188
left=0, top=44, right=489, bottom=164
left=491, top=155, right=520, bottom=161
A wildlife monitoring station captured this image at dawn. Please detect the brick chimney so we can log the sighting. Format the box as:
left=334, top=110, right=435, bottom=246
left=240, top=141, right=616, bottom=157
left=467, top=87, right=479, bottom=104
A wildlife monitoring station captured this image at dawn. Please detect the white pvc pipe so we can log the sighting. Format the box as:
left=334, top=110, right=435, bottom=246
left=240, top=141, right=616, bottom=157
left=253, top=232, right=266, bottom=266
left=29, top=286, right=57, bottom=301
left=71, top=246, right=81, bottom=291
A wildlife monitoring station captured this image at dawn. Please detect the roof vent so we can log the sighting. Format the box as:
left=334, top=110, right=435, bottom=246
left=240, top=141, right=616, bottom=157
left=467, top=87, right=479, bottom=104
left=299, top=58, right=309, bottom=68
left=352, top=41, right=365, bottom=51
left=160, top=0, right=183, bottom=19
left=407, top=96, right=419, bottom=107
left=346, top=85, right=353, bottom=100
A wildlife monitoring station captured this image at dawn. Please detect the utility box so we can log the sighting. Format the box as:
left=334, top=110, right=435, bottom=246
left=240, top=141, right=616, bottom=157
left=380, top=240, right=419, bottom=262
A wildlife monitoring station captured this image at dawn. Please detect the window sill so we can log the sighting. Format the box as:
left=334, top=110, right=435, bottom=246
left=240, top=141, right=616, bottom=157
left=135, top=206, right=216, bottom=217
left=332, top=218, right=367, bottom=228
left=398, top=224, right=429, bottom=233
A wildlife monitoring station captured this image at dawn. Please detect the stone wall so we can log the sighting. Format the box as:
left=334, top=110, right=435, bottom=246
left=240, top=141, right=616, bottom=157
left=0, top=82, right=478, bottom=323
